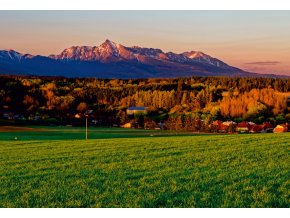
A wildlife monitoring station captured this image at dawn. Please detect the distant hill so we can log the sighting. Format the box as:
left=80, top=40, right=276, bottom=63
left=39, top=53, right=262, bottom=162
left=0, top=40, right=287, bottom=79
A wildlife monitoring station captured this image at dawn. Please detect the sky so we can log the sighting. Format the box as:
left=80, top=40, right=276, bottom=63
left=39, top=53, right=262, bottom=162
left=0, top=11, right=290, bottom=76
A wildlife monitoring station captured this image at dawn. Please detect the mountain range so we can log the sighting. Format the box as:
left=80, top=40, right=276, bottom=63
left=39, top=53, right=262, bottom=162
left=0, top=39, right=285, bottom=79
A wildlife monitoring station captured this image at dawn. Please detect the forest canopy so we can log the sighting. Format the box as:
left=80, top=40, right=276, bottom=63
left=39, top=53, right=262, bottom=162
left=0, top=75, right=289, bottom=127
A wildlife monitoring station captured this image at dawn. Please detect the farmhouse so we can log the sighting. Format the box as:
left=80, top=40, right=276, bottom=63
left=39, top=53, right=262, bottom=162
left=250, top=125, right=265, bottom=133
left=263, top=122, right=274, bottom=132
left=250, top=122, right=274, bottom=133
left=217, top=124, right=228, bottom=133
left=236, top=121, right=255, bottom=133
left=211, top=120, right=236, bottom=133
left=126, top=106, right=147, bottom=115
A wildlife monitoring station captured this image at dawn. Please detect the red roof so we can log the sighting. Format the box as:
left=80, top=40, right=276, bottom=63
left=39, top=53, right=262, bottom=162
left=237, top=121, right=249, bottom=128
left=263, top=122, right=274, bottom=129
left=237, top=121, right=256, bottom=131
left=218, top=124, right=228, bottom=131
left=251, top=125, right=265, bottom=132
left=212, top=120, right=223, bottom=126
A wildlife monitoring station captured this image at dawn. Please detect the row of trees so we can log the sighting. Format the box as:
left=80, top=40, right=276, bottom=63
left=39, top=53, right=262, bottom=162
left=219, top=88, right=287, bottom=119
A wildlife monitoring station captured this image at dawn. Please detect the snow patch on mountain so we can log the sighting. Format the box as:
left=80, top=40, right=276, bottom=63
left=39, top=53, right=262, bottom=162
left=0, top=49, right=23, bottom=61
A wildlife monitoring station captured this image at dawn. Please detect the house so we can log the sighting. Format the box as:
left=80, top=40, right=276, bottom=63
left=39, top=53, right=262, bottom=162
left=212, top=120, right=223, bottom=127
left=273, top=124, right=288, bottom=133
left=211, top=120, right=225, bottom=132
left=211, top=120, right=235, bottom=133
left=218, top=124, right=228, bottom=133
left=250, top=122, right=274, bottom=133
left=263, top=122, right=274, bottom=132
left=222, top=121, right=237, bottom=133
left=126, top=106, right=147, bottom=115
left=236, top=121, right=255, bottom=133
left=250, top=125, right=266, bottom=133
left=222, top=121, right=237, bottom=126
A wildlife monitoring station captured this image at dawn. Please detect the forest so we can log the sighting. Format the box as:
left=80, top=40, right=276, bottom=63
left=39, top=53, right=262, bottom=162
left=0, top=75, right=290, bottom=130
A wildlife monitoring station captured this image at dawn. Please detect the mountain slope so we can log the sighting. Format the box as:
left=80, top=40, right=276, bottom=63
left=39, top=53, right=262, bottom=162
left=0, top=40, right=281, bottom=78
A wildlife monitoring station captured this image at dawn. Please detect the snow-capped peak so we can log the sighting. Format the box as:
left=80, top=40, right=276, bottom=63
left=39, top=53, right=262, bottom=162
left=183, top=51, right=210, bottom=59
left=182, top=50, right=227, bottom=67
left=102, top=39, right=119, bottom=49
left=0, top=49, right=23, bottom=61
left=99, top=39, right=120, bottom=55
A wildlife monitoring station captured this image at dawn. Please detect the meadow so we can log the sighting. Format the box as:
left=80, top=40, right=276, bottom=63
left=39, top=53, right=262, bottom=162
left=0, top=126, right=289, bottom=207
left=0, top=126, right=194, bottom=141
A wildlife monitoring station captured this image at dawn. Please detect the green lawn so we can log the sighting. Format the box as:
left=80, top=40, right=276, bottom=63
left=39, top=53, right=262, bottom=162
left=0, top=128, right=289, bottom=207
left=0, top=126, right=194, bottom=141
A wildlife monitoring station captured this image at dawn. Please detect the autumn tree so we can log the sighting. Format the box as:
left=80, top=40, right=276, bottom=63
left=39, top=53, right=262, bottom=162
left=77, top=102, right=88, bottom=113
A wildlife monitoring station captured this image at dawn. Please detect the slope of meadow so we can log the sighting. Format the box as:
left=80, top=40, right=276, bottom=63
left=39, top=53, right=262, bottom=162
left=0, top=133, right=289, bottom=207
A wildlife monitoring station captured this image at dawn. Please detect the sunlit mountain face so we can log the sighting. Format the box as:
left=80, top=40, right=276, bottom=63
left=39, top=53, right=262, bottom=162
left=0, top=40, right=286, bottom=79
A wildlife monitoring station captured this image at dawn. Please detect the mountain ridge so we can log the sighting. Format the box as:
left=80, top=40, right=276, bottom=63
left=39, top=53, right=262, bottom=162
left=0, top=40, right=287, bottom=79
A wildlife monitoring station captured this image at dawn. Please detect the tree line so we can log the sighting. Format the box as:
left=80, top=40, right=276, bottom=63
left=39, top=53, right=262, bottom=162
left=0, top=75, right=289, bottom=127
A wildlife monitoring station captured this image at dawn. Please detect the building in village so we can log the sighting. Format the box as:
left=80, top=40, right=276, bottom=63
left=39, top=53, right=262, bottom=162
left=236, top=121, right=256, bottom=133
left=250, top=122, right=274, bottom=133
left=126, top=107, right=147, bottom=115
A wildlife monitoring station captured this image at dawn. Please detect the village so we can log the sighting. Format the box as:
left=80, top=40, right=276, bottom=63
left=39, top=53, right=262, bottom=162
left=121, top=115, right=290, bottom=134
left=2, top=105, right=289, bottom=134
left=117, top=106, right=290, bottom=133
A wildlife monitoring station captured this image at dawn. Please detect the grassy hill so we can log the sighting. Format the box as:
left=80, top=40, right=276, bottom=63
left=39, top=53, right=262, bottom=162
left=0, top=128, right=289, bottom=207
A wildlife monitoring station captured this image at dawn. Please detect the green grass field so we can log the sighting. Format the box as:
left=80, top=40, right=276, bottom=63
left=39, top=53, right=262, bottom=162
left=0, top=126, right=194, bottom=141
left=0, top=126, right=289, bottom=207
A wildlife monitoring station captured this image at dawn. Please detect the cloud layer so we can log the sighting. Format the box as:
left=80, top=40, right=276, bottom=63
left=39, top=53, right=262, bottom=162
left=245, top=61, right=281, bottom=66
